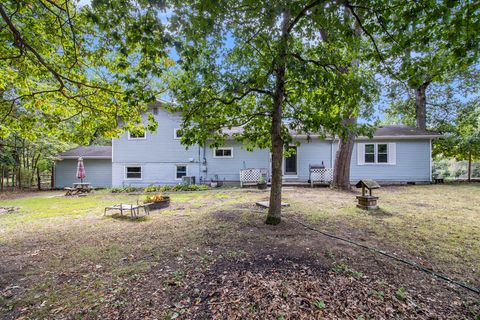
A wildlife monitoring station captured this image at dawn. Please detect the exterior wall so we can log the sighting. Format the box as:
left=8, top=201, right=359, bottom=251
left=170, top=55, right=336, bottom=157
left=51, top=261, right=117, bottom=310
left=332, top=139, right=432, bottom=183
left=203, top=141, right=270, bottom=182
left=112, top=108, right=201, bottom=187
left=110, top=107, right=433, bottom=185
left=54, top=159, right=112, bottom=188
left=294, top=138, right=333, bottom=181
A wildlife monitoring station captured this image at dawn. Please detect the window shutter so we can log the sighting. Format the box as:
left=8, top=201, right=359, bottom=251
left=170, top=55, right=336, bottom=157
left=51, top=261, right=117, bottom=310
left=388, top=143, right=396, bottom=165
left=357, top=143, right=365, bottom=165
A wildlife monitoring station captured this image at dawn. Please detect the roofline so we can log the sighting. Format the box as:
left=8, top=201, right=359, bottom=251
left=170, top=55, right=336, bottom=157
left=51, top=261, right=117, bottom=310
left=57, top=156, right=112, bottom=160
left=224, top=134, right=443, bottom=140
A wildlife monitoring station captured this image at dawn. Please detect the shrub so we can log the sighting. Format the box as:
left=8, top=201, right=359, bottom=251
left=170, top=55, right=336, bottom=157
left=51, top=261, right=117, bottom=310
left=143, top=184, right=209, bottom=192
left=144, top=194, right=170, bottom=203
left=109, top=186, right=139, bottom=193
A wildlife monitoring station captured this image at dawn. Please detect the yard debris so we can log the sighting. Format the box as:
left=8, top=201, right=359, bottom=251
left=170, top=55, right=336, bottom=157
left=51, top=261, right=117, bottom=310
left=0, top=206, right=17, bottom=214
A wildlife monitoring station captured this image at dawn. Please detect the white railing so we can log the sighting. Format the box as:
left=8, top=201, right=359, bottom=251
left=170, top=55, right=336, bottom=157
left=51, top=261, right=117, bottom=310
left=240, top=168, right=269, bottom=187
left=310, top=168, right=333, bottom=187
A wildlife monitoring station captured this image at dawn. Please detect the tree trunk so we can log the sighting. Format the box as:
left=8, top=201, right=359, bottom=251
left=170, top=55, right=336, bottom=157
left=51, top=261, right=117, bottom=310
left=0, top=166, right=4, bottom=192
left=468, top=151, right=472, bottom=182
left=415, top=82, right=429, bottom=130
left=37, top=166, right=41, bottom=190
left=332, top=117, right=357, bottom=190
left=266, top=9, right=290, bottom=226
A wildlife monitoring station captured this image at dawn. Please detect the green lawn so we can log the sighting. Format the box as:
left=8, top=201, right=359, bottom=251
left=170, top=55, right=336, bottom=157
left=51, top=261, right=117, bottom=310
left=0, top=185, right=479, bottom=319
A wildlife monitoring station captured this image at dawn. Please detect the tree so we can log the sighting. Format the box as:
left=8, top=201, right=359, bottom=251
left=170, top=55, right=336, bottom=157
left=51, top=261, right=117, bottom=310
left=366, top=1, right=480, bottom=130
left=167, top=0, right=377, bottom=224
left=0, top=0, right=169, bottom=143
left=434, top=99, right=480, bottom=181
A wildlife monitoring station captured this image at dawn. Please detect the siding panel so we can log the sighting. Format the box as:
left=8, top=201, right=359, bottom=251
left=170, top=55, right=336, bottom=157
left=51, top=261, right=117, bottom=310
left=55, top=159, right=112, bottom=188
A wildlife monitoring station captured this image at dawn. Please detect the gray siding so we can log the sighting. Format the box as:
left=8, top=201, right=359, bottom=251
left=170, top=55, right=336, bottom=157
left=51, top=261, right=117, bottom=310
left=342, top=140, right=431, bottom=183
left=204, top=141, right=270, bottom=182
left=55, top=159, right=112, bottom=188
left=112, top=108, right=202, bottom=187
left=110, top=108, right=432, bottom=185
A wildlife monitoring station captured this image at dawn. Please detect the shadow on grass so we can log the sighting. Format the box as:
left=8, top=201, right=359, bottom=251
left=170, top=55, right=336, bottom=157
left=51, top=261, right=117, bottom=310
left=105, top=213, right=150, bottom=222
left=363, top=208, right=393, bottom=217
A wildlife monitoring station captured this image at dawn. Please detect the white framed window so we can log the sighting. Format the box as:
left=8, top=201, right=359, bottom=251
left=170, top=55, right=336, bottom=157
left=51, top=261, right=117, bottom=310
left=357, top=143, right=396, bottom=165
left=213, top=147, right=233, bottom=158
left=125, top=166, right=142, bottom=180
left=377, top=143, right=388, bottom=163
left=174, top=128, right=183, bottom=139
left=175, top=165, right=188, bottom=180
left=364, top=143, right=375, bottom=163
left=127, top=130, right=146, bottom=140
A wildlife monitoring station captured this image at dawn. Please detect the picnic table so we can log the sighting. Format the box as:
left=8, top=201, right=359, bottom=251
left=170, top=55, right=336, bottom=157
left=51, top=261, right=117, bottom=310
left=64, top=182, right=92, bottom=196
left=104, top=203, right=151, bottom=218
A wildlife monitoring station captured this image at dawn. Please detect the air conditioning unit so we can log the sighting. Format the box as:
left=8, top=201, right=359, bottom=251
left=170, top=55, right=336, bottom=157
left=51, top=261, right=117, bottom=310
left=182, top=176, right=196, bottom=185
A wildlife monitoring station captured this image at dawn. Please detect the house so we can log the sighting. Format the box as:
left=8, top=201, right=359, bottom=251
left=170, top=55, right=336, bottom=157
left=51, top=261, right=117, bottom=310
left=54, top=106, right=442, bottom=188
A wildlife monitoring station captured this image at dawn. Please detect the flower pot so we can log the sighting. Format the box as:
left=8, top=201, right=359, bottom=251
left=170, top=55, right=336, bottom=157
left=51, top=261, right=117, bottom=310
left=257, top=183, right=267, bottom=190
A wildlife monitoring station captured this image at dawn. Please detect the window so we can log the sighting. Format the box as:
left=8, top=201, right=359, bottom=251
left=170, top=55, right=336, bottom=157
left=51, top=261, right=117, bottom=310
left=213, top=148, right=233, bottom=158
left=125, top=166, right=142, bottom=179
left=365, top=144, right=375, bottom=163
left=377, top=144, right=388, bottom=163
left=362, top=143, right=390, bottom=164
left=176, top=165, right=187, bottom=180
left=152, top=107, right=158, bottom=115
left=174, top=128, right=183, bottom=139
left=128, top=129, right=146, bottom=140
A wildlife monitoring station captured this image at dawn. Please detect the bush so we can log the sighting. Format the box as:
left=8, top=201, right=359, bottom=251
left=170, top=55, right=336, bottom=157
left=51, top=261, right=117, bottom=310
left=109, top=186, right=139, bottom=193
left=143, top=184, right=210, bottom=192
left=144, top=194, right=170, bottom=203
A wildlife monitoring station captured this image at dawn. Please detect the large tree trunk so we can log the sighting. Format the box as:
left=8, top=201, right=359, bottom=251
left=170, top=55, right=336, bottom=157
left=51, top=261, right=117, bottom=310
left=332, top=117, right=357, bottom=190
left=266, top=10, right=290, bottom=225
left=415, top=82, right=429, bottom=130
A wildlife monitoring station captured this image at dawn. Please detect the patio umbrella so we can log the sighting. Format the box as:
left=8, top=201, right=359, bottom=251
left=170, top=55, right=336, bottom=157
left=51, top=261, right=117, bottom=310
left=76, top=157, right=86, bottom=183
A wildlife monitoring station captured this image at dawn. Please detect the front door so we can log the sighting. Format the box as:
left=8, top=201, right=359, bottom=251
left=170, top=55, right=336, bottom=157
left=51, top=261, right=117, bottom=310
left=284, top=146, right=297, bottom=176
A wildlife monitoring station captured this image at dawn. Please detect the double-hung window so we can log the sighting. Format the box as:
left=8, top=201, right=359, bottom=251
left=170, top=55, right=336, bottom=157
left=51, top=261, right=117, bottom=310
left=176, top=165, right=187, bottom=180
left=128, top=130, right=146, bottom=140
left=125, top=166, right=142, bottom=179
left=213, top=148, right=233, bottom=158
left=359, top=143, right=394, bottom=165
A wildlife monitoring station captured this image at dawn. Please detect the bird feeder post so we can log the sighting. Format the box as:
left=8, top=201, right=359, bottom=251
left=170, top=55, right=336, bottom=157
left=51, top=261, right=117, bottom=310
left=355, top=180, right=380, bottom=210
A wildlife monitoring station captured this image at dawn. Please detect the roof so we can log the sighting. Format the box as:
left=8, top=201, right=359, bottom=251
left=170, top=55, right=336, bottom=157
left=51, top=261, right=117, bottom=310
left=370, top=125, right=441, bottom=138
left=223, top=125, right=442, bottom=139
left=57, top=146, right=112, bottom=159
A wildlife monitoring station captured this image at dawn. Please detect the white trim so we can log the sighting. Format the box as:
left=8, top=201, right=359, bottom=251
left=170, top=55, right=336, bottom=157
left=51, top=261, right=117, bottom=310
left=127, top=130, right=147, bottom=140
left=175, top=164, right=188, bottom=180
left=429, top=139, right=432, bottom=182
left=124, top=165, right=143, bottom=180
left=358, top=142, right=394, bottom=165
left=213, top=147, right=234, bottom=158
left=58, top=156, right=111, bottom=159
left=173, top=128, right=182, bottom=140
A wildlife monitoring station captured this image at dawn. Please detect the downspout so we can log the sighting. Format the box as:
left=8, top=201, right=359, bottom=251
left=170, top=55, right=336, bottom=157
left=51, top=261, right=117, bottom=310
left=429, top=139, right=432, bottom=183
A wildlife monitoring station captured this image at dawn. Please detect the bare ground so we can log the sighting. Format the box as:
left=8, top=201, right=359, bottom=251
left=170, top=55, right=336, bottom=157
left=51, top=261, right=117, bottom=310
left=0, top=187, right=479, bottom=319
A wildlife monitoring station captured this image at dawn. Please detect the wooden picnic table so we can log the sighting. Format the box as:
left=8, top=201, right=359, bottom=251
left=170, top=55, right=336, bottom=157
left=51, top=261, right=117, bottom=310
left=64, top=182, right=92, bottom=196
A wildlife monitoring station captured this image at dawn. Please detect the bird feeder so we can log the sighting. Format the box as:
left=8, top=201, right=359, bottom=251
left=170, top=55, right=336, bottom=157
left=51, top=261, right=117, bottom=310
left=355, top=179, right=380, bottom=210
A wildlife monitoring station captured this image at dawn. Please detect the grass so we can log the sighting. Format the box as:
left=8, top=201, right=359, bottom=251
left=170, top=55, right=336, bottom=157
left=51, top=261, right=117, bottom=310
left=285, top=184, right=480, bottom=280
left=0, top=185, right=479, bottom=318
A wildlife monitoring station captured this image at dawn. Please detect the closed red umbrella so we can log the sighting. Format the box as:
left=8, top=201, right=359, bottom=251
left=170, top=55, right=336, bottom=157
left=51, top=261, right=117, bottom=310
left=76, top=157, right=86, bottom=183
